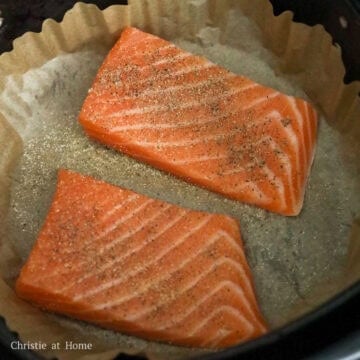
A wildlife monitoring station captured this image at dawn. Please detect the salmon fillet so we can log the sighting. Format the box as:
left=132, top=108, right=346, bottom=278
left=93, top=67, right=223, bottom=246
left=15, top=169, right=267, bottom=349
left=79, top=26, right=318, bottom=216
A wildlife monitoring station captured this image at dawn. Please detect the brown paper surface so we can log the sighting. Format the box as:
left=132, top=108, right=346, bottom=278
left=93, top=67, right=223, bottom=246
left=0, top=0, right=359, bottom=359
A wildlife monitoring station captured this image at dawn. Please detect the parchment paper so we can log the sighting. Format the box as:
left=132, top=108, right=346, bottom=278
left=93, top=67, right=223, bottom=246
left=0, top=1, right=359, bottom=359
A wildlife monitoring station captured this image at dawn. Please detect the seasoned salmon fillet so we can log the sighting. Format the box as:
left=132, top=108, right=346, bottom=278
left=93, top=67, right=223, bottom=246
left=79, top=27, right=318, bottom=216
left=15, top=169, right=267, bottom=349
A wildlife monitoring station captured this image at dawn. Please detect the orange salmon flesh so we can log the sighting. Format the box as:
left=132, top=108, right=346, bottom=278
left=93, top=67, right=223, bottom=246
left=79, top=26, right=318, bottom=216
left=15, top=169, right=267, bottom=349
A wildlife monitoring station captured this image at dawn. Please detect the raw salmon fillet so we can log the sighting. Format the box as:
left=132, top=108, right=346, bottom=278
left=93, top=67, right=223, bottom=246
left=15, top=169, right=267, bottom=349
left=79, top=27, right=318, bottom=216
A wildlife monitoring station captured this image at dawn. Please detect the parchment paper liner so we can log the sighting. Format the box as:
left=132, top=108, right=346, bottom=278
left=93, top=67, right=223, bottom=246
left=0, top=1, right=359, bottom=359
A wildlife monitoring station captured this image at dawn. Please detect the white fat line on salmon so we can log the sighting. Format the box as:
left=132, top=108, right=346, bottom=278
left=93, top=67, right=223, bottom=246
left=128, top=43, right=177, bottom=57
left=170, top=153, right=229, bottom=165
left=154, top=140, right=282, bottom=204
left=262, top=165, right=286, bottom=211
left=120, top=31, right=155, bottom=49
left=270, top=141, right=296, bottom=211
left=107, top=83, right=258, bottom=118
left=223, top=177, right=270, bottom=205
left=131, top=62, right=218, bottom=87
left=240, top=92, right=280, bottom=111
left=215, top=137, right=286, bottom=210
left=99, top=194, right=140, bottom=222
left=287, top=97, right=304, bottom=131
left=263, top=110, right=302, bottom=200
left=107, top=84, right=258, bottom=133
left=277, top=110, right=303, bottom=198
left=224, top=164, right=283, bottom=209
left=187, top=306, right=254, bottom=338
left=255, top=135, right=296, bottom=211
left=286, top=97, right=307, bottom=172
left=172, top=62, right=216, bottom=76
left=75, top=191, right=124, bottom=221
left=119, top=49, right=191, bottom=72
left=102, top=205, right=172, bottom=252
left=132, top=129, right=233, bottom=146
left=58, top=205, right=176, bottom=292
left=37, top=197, right=155, bottom=282
left=206, top=328, right=234, bottom=348
left=134, top=114, right=293, bottom=208
left=117, top=50, right=191, bottom=76
left=95, top=199, right=154, bottom=242
left=126, top=231, right=252, bottom=321
left=129, top=123, right=292, bottom=208
left=216, top=126, right=293, bottom=208
left=104, top=73, right=239, bottom=106
left=95, top=61, right=217, bottom=94
left=75, top=215, right=213, bottom=302
left=155, top=281, right=259, bottom=333
left=138, top=274, right=260, bottom=331
left=214, top=230, right=248, bottom=263
left=151, top=51, right=191, bottom=67
left=110, top=118, right=217, bottom=132
left=89, top=232, right=255, bottom=314
left=131, top=119, right=258, bottom=148
left=208, top=327, right=254, bottom=348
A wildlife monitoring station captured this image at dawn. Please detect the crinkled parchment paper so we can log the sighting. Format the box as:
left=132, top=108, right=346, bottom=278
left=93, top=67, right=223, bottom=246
left=0, top=1, right=359, bottom=359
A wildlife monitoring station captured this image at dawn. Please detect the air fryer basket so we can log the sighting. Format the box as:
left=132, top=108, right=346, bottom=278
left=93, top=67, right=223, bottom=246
left=0, top=1, right=359, bottom=359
